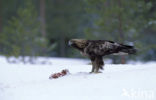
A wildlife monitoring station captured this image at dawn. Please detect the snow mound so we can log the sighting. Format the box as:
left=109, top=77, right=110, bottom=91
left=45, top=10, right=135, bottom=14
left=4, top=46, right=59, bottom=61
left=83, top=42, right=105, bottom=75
left=0, top=57, right=156, bottom=100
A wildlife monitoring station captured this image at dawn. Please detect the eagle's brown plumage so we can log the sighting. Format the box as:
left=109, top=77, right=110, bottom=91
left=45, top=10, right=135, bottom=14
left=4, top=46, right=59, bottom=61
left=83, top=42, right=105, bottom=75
left=69, top=39, right=136, bottom=73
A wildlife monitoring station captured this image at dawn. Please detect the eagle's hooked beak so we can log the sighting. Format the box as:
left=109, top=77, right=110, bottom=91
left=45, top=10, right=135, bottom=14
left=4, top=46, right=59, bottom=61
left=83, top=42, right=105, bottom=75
left=68, top=40, right=73, bottom=46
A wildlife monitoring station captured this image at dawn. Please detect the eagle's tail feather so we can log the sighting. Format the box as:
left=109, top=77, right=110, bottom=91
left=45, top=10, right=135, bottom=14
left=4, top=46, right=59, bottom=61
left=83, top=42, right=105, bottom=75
left=120, top=44, right=137, bottom=55
left=112, top=44, right=137, bottom=55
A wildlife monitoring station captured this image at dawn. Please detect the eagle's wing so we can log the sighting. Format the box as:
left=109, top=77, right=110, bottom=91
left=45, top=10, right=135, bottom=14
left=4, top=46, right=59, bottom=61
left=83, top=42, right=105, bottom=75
left=85, top=40, right=136, bottom=56
left=85, top=40, right=115, bottom=56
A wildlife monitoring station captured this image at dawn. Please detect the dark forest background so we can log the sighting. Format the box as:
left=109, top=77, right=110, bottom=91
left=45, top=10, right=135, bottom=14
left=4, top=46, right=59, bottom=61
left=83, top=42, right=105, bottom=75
left=0, top=0, right=156, bottom=63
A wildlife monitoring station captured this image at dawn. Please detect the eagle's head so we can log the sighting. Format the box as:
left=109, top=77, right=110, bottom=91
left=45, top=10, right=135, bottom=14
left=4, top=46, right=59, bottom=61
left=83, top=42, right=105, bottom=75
left=68, top=39, right=88, bottom=51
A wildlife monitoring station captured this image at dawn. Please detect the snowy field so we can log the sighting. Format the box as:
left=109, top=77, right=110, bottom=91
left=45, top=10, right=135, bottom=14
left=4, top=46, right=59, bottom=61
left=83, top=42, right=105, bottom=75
left=0, top=56, right=156, bottom=100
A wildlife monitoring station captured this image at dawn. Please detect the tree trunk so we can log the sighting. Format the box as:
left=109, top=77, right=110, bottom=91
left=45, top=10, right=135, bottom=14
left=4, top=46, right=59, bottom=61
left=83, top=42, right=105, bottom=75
left=0, top=15, right=1, bottom=33
left=59, top=36, right=65, bottom=57
left=118, top=0, right=126, bottom=64
left=40, top=0, right=46, bottom=37
left=0, top=0, right=2, bottom=33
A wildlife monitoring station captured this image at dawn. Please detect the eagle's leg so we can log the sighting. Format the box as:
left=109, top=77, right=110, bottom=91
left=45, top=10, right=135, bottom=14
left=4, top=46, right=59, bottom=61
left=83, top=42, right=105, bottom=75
left=100, top=59, right=104, bottom=70
left=91, top=62, right=95, bottom=73
left=90, top=58, right=97, bottom=73
left=90, top=56, right=96, bottom=73
left=94, top=65, right=100, bottom=73
left=90, top=56, right=103, bottom=73
left=94, top=56, right=104, bottom=73
left=94, top=59, right=100, bottom=73
left=89, top=57, right=99, bottom=73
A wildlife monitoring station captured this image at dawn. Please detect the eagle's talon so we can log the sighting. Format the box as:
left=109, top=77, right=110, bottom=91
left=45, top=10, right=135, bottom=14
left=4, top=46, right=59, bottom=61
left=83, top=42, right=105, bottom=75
left=89, top=71, right=102, bottom=74
left=95, top=71, right=102, bottom=74
left=89, top=72, right=94, bottom=74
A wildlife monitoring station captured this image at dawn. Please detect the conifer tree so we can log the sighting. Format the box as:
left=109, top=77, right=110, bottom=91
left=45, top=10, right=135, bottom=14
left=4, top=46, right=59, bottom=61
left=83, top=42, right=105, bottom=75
left=0, top=1, right=47, bottom=63
left=85, top=0, right=153, bottom=63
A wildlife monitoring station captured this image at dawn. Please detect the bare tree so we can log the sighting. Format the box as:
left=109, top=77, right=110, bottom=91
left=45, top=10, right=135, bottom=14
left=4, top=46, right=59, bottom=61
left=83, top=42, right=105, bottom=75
left=40, top=0, right=46, bottom=37
left=0, top=0, right=2, bottom=32
left=118, top=0, right=125, bottom=64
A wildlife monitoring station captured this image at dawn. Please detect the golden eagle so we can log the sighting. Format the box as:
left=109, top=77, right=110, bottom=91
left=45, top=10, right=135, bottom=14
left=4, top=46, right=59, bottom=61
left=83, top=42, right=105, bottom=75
left=69, top=39, right=137, bottom=73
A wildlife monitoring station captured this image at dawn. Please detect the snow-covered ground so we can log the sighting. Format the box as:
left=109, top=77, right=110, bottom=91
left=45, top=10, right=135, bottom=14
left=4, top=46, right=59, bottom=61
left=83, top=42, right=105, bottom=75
left=0, top=56, right=156, bottom=100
